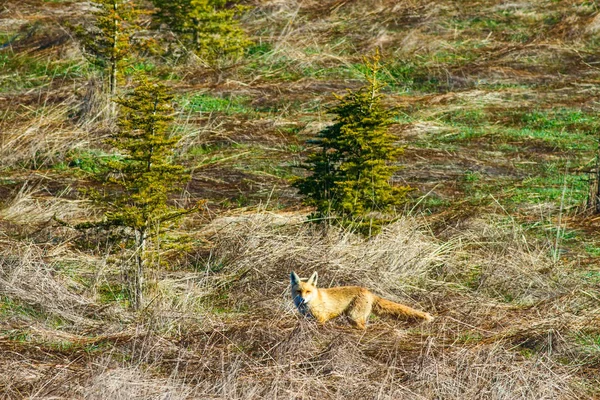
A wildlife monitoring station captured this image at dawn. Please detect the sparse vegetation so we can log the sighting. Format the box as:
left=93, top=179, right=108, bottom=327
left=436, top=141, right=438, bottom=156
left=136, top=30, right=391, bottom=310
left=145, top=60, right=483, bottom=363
left=1, top=0, right=599, bottom=398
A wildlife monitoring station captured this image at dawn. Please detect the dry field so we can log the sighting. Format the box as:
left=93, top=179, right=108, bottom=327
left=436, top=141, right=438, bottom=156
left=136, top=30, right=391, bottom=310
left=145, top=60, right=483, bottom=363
left=1, top=0, right=600, bottom=398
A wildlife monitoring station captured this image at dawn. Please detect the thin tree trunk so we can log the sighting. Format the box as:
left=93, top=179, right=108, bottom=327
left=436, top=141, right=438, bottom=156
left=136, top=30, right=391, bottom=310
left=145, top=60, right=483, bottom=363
left=132, top=227, right=146, bottom=310
left=109, top=0, right=119, bottom=117
left=192, top=18, right=200, bottom=52
left=596, top=159, right=600, bottom=214
left=588, top=139, right=600, bottom=214
left=593, top=153, right=600, bottom=214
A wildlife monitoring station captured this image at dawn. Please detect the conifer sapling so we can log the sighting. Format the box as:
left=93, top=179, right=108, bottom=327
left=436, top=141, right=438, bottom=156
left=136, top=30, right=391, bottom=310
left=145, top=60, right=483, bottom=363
left=294, top=50, right=411, bottom=234
left=73, top=0, right=139, bottom=101
left=151, top=0, right=251, bottom=68
left=73, top=77, right=201, bottom=310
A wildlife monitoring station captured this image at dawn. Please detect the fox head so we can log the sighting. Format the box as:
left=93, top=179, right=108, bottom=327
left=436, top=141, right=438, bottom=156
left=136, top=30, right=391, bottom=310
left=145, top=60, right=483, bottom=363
left=290, top=271, right=318, bottom=314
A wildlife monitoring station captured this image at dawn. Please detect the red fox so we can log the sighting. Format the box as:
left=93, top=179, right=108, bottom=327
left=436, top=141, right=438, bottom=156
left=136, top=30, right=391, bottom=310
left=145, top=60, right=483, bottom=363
left=290, top=271, right=433, bottom=329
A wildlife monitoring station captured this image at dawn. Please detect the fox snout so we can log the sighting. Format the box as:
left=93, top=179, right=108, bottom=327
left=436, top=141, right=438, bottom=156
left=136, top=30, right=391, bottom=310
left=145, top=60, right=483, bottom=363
left=292, top=286, right=311, bottom=314
left=293, top=292, right=305, bottom=306
left=290, top=271, right=318, bottom=316
left=293, top=294, right=309, bottom=314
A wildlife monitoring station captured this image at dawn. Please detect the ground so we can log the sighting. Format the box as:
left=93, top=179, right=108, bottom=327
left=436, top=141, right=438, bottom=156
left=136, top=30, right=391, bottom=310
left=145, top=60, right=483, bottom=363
left=0, top=0, right=599, bottom=398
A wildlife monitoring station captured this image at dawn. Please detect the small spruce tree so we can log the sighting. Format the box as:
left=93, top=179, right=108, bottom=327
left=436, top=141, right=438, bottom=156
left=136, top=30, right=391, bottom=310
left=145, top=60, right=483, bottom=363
left=74, top=0, right=139, bottom=102
left=109, top=77, right=199, bottom=309
left=294, top=50, right=411, bottom=234
left=151, top=0, right=251, bottom=67
left=74, top=77, right=200, bottom=310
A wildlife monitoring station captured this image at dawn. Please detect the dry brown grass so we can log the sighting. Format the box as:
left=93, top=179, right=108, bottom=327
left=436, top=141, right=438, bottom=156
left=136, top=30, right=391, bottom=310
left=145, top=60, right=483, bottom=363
left=0, top=243, right=104, bottom=328
left=2, top=211, right=596, bottom=399
left=1, top=0, right=600, bottom=398
left=0, top=102, right=89, bottom=169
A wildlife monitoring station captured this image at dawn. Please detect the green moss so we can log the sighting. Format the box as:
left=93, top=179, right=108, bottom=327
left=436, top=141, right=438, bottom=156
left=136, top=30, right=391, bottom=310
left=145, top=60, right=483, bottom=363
left=518, top=347, right=536, bottom=359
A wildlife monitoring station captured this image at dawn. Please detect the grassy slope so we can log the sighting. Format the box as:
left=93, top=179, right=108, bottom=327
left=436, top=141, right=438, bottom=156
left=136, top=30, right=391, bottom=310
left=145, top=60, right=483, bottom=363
left=1, top=0, right=600, bottom=398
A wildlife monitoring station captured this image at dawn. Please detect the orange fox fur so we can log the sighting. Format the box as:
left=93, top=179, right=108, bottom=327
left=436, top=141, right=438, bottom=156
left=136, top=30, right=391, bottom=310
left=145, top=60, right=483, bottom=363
left=290, top=271, right=433, bottom=329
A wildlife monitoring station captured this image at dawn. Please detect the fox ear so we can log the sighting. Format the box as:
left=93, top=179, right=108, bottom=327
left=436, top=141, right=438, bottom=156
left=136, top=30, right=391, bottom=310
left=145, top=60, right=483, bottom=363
left=290, top=271, right=301, bottom=285
left=307, top=271, right=318, bottom=286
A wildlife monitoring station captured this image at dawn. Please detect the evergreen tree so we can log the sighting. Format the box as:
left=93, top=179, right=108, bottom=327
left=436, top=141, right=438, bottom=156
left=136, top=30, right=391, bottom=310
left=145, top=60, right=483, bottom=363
left=108, top=77, right=199, bottom=309
left=70, top=77, right=200, bottom=310
left=151, top=0, right=251, bottom=67
left=294, top=50, right=411, bottom=234
left=73, top=0, right=139, bottom=100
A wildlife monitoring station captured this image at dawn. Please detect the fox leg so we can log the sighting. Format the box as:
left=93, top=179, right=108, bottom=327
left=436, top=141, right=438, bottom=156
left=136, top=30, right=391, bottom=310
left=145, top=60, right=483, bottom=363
left=314, top=314, right=329, bottom=324
left=347, top=291, right=373, bottom=329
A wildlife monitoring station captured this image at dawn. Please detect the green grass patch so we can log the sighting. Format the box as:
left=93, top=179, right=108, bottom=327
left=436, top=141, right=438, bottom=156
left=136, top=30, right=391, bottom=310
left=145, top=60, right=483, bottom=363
left=124, top=61, right=156, bottom=75
left=411, top=194, right=452, bottom=213
left=181, top=93, right=251, bottom=114
left=41, top=339, right=109, bottom=354
left=0, top=326, right=111, bottom=354
left=438, top=126, right=488, bottom=142
left=442, top=125, right=594, bottom=151
left=575, top=332, right=600, bottom=355
left=0, top=296, right=43, bottom=319
left=428, top=107, right=597, bottom=151
left=581, top=270, right=600, bottom=284
left=457, top=331, right=484, bottom=344
left=245, top=42, right=273, bottom=57
left=438, top=109, right=487, bottom=126
left=520, top=109, right=600, bottom=133
left=507, top=173, right=588, bottom=206
left=97, top=282, right=129, bottom=305
left=54, top=261, right=93, bottom=288
left=243, top=53, right=365, bottom=83
left=0, top=53, right=87, bottom=92
left=0, top=296, right=67, bottom=329
left=584, top=244, right=600, bottom=258
left=497, top=143, right=521, bottom=152
left=384, top=61, right=439, bottom=92
left=52, top=149, right=123, bottom=175
left=1, top=328, right=32, bottom=342
left=447, top=12, right=537, bottom=43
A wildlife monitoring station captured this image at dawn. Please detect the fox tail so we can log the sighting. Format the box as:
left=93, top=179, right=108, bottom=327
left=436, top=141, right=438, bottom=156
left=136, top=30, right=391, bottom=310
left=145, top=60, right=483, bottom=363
left=372, top=296, right=434, bottom=322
